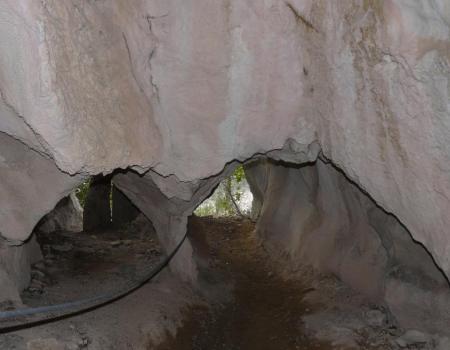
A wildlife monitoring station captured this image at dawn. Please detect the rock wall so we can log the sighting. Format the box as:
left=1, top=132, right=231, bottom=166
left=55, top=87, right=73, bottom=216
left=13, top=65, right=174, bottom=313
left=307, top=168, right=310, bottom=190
left=243, top=160, right=269, bottom=221
left=113, top=165, right=236, bottom=282
left=246, top=158, right=450, bottom=334
left=0, top=132, right=78, bottom=299
left=36, top=193, right=83, bottom=234
left=0, top=236, right=42, bottom=304
left=0, top=133, right=81, bottom=244
left=0, top=1, right=449, bottom=299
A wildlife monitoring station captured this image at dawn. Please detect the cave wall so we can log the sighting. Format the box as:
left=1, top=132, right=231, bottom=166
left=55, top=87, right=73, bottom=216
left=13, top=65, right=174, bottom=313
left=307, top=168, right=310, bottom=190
left=0, top=133, right=81, bottom=243
left=0, top=236, right=42, bottom=304
left=243, top=160, right=270, bottom=221
left=0, top=0, right=449, bottom=296
left=113, top=165, right=236, bottom=282
left=36, top=193, right=83, bottom=234
left=0, top=133, right=78, bottom=300
left=246, top=158, right=450, bottom=334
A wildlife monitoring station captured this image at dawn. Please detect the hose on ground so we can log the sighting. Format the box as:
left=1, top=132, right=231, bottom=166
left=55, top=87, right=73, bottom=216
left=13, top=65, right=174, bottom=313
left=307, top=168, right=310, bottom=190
left=0, top=232, right=188, bottom=331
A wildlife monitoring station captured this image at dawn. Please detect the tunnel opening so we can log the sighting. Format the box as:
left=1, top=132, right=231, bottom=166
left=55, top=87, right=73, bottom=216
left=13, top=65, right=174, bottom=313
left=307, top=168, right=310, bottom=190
left=1, top=0, right=450, bottom=348
left=194, top=165, right=253, bottom=219
left=13, top=171, right=167, bottom=334
left=34, top=172, right=156, bottom=235
left=2, top=159, right=450, bottom=349
left=154, top=156, right=450, bottom=350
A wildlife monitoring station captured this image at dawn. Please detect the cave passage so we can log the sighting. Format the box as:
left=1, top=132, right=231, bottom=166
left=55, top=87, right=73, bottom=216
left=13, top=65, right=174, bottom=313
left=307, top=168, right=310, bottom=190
left=154, top=158, right=450, bottom=349
left=1, top=1, right=449, bottom=349
left=2, top=160, right=450, bottom=350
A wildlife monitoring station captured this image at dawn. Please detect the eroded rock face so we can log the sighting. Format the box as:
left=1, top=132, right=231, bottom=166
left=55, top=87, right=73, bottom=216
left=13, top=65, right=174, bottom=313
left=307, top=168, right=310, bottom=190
left=0, top=236, right=41, bottom=303
left=36, top=193, right=83, bottom=234
left=0, top=133, right=81, bottom=243
left=0, top=0, right=449, bottom=303
left=248, top=159, right=389, bottom=300
left=113, top=165, right=236, bottom=282
left=246, top=158, right=450, bottom=334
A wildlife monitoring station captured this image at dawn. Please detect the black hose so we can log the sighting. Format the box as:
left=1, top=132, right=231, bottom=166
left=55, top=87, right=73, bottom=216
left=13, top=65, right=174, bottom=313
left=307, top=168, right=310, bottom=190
left=0, top=232, right=188, bottom=331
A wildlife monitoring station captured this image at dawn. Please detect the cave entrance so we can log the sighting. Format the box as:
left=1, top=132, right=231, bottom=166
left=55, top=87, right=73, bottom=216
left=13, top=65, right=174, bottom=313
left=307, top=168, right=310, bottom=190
left=5, top=158, right=450, bottom=349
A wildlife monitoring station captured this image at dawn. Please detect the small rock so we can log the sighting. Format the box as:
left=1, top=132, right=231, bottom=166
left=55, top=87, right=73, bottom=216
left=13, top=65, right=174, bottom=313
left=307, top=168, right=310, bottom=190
left=52, top=243, right=73, bottom=252
left=45, top=258, right=55, bottom=266
left=30, top=279, right=46, bottom=288
left=27, top=287, right=44, bottom=295
left=387, top=325, right=399, bottom=336
left=395, top=329, right=431, bottom=348
left=0, top=300, right=18, bottom=311
left=78, top=337, right=89, bottom=347
left=110, top=240, right=122, bottom=247
left=77, top=247, right=95, bottom=254
left=27, top=338, right=65, bottom=350
left=365, top=309, right=386, bottom=327
left=42, top=245, right=52, bottom=253
left=33, top=262, right=46, bottom=270
left=31, top=269, right=46, bottom=279
left=316, top=327, right=360, bottom=349
left=150, top=248, right=160, bottom=255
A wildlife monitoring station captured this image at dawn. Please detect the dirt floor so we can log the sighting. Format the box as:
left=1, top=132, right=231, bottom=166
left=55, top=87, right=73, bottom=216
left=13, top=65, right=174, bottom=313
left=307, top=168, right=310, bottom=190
left=156, top=217, right=326, bottom=350
left=0, top=216, right=444, bottom=349
left=155, top=217, right=437, bottom=350
left=0, top=215, right=198, bottom=350
left=23, top=218, right=163, bottom=307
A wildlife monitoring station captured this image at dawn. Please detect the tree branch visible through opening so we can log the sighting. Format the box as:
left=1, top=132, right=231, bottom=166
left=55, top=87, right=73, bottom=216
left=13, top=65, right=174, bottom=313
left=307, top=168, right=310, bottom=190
left=224, top=178, right=248, bottom=220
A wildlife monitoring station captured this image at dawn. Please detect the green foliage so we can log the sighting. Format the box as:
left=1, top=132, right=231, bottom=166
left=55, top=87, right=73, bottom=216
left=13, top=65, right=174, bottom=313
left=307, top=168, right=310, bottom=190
left=195, top=165, right=250, bottom=218
left=75, top=180, right=91, bottom=208
left=194, top=201, right=216, bottom=217
left=232, top=165, right=245, bottom=183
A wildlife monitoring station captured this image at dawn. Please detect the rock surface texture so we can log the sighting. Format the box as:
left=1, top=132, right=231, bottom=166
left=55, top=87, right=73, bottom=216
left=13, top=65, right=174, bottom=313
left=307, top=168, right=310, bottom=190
left=0, top=0, right=449, bottom=314
left=0, top=236, right=41, bottom=303
left=245, top=159, right=450, bottom=334
left=113, top=165, right=236, bottom=282
left=36, top=193, right=83, bottom=234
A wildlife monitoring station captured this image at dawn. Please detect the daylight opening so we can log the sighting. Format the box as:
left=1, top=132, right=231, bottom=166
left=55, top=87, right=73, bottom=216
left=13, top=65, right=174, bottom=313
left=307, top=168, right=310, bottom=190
left=195, top=165, right=253, bottom=218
